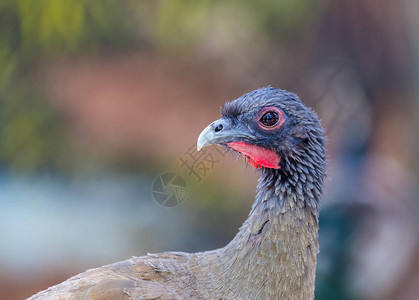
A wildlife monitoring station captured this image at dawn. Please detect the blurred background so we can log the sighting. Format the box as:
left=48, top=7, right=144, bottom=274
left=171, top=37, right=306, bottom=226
left=1, top=0, right=418, bottom=299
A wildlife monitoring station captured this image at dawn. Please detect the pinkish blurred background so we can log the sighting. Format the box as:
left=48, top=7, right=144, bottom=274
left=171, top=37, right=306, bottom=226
left=1, top=1, right=418, bottom=299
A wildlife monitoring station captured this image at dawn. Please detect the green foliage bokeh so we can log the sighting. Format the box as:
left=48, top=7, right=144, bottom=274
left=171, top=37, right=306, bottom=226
left=0, top=0, right=137, bottom=172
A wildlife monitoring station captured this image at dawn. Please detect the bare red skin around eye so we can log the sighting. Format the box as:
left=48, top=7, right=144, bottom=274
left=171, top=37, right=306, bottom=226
left=227, top=141, right=281, bottom=169
left=256, top=107, right=285, bottom=130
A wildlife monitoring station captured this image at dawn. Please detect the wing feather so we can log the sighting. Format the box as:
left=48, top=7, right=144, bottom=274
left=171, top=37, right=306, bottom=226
left=28, top=253, right=193, bottom=300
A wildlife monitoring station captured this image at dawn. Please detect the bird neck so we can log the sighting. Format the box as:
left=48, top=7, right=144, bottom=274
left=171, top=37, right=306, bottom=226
left=218, top=169, right=322, bottom=299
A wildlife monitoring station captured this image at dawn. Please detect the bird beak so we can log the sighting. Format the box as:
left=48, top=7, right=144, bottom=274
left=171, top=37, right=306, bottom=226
left=197, top=118, right=255, bottom=151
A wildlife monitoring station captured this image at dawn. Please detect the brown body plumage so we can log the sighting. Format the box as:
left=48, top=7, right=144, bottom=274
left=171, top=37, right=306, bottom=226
left=29, top=87, right=326, bottom=300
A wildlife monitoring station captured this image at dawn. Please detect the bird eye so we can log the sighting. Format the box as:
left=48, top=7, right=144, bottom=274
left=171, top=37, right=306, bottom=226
left=256, top=107, right=285, bottom=130
left=260, top=111, right=278, bottom=127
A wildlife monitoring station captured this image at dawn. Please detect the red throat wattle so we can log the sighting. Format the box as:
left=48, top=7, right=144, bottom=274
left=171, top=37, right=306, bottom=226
left=227, top=141, right=281, bottom=169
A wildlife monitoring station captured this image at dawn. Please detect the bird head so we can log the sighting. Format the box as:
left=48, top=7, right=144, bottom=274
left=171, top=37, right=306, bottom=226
left=197, top=87, right=326, bottom=174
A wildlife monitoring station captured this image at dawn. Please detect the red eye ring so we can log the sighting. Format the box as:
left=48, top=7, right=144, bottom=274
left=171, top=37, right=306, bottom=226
left=256, top=107, right=285, bottom=130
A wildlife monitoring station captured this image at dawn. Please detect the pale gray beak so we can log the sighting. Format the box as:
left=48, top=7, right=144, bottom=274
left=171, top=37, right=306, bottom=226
left=197, top=118, right=255, bottom=151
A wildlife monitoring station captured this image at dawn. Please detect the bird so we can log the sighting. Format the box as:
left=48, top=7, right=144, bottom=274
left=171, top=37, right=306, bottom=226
left=29, top=87, right=326, bottom=300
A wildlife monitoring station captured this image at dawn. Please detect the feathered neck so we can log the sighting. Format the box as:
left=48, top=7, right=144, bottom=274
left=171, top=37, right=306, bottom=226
left=256, top=154, right=325, bottom=217
left=210, top=144, right=326, bottom=299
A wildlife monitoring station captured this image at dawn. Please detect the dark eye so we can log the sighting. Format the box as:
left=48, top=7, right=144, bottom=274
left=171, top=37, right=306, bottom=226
left=260, top=111, right=279, bottom=127
left=256, top=107, right=285, bottom=130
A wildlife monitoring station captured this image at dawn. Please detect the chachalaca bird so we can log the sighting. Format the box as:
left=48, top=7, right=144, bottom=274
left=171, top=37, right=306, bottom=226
left=29, top=87, right=326, bottom=300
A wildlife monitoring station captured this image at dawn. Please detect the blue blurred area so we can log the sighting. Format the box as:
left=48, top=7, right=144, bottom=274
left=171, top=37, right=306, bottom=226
left=0, top=172, right=183, bottom=271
